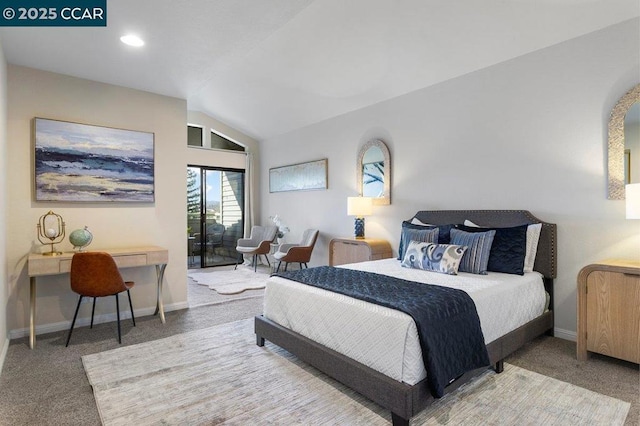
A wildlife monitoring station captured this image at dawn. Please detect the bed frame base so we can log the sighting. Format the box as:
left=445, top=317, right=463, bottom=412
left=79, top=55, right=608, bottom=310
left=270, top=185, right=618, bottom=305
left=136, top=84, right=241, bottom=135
left=255, top=311, right=553, bottom=425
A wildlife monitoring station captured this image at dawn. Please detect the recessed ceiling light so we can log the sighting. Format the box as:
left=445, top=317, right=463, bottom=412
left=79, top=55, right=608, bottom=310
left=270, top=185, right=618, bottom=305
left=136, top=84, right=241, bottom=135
left=120, top=34, right=144, bottom=47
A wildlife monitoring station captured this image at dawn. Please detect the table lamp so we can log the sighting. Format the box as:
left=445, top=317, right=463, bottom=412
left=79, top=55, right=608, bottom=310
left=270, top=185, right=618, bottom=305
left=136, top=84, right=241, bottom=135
left=347, top=196, right=373, bottom=239
left=626, top=183, right=640, bottom=219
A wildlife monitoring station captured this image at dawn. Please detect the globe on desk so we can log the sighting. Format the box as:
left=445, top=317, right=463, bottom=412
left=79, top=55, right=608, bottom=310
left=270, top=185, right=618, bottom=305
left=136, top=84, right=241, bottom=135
left=69, top=226, right=93, bottom=251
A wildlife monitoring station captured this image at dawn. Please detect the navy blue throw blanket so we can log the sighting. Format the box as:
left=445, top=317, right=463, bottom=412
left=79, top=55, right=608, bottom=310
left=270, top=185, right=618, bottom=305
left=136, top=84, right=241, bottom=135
left=275, top=266, right=490, bottom=397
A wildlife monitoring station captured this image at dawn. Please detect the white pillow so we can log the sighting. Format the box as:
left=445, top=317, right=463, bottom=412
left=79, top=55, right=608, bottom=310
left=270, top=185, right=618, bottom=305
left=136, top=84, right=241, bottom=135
left=523, top=223, right=542, bottom=272
left=411, top=218, right=431, bottom=226
left=464, top=219, right=541, bottom=273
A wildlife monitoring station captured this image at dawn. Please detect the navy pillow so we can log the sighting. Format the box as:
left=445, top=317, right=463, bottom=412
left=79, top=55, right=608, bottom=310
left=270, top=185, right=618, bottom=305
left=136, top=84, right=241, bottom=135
left=397, top=221, right=456, bottom=260
left=457, top=224, right=528, bottom=275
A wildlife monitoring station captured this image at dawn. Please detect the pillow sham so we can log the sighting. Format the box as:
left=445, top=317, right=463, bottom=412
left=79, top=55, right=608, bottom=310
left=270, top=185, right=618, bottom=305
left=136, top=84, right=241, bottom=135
left=449, top=228, right=495, bottom=275
left=408, top=219, right=456, bottom=243
left=397, top=227, right=439, bottom=260
left=523, top=223, right=542, bottom=272
left=401, top=240, right=467, bottom=275
left=398, top=220, right=456, bottom=260
left=465, top=219, right=541, bottom=273
left=413, top=220, right=456, bottom=241
left=457, top=224, right=527, bottom=275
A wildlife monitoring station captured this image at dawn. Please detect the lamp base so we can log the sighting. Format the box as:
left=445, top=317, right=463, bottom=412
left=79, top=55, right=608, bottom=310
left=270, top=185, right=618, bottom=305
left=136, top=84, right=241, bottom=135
left=43, top=243, right=62, bottom=256
left=354, top=217, right=365, bottom=239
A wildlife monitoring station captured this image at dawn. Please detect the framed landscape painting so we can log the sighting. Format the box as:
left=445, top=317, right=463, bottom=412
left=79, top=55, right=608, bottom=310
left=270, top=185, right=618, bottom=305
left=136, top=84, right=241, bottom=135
left=34, top=118, right=155, bottom=202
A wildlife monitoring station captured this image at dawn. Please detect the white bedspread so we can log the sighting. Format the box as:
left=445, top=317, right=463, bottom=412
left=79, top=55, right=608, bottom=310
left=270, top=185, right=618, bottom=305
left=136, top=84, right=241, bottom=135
left=263, top=258, right=546, bottom=385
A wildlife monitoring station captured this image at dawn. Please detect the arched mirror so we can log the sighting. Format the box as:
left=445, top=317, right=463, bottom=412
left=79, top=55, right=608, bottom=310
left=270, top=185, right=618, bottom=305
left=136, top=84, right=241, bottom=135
left=357, top=139, right=391, bottom=205
left=608, top=84, right=640, bottom=199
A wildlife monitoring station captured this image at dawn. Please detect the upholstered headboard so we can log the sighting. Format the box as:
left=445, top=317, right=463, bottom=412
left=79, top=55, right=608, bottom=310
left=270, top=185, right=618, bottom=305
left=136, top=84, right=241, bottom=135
left=411, top=210, right=557, bottom=280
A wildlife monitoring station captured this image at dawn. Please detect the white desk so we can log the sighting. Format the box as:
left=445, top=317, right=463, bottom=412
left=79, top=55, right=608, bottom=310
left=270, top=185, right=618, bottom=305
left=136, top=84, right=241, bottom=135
left=27, top=245, right=169, bottom=349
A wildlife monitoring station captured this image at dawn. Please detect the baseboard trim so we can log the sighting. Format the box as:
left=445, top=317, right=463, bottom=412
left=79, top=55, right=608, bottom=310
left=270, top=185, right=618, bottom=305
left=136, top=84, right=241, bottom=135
left=0, top=337, right=9, bottom=374
left=8, top=304, right=578, bottom=343
left=8, top=301, right=189, bottom=340
left=554, top=327, right=576, bottom=342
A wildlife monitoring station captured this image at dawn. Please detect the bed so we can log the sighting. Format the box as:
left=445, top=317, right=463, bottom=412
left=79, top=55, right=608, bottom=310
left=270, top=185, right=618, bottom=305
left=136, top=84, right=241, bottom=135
left=255, top=210, right=557, bottom=425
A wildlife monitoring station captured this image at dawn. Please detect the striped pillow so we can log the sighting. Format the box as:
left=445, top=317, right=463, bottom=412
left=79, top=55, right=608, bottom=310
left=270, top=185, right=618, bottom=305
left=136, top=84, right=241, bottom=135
left=449, top=228, right=496, bottom=275
left=397, top=227, right=439, bottom=260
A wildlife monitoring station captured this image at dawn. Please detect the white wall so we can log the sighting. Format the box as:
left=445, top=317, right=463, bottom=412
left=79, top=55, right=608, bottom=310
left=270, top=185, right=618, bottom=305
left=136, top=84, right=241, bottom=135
left=6, top=66, right=189, bottom=338
left=0, top=41, right=8, bottom=367
left=259, top=19, right=640, bottom=339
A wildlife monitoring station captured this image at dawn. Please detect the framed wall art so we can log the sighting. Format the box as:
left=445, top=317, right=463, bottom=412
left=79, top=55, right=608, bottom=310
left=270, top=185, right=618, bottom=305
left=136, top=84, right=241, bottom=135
left=34, top=118, right=155, bottom=202
left=269, top=159, right=328, bottom=193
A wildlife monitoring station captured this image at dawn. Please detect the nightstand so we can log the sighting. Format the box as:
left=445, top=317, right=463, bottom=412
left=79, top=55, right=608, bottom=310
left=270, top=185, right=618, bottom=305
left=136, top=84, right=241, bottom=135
left=329, top=238, right=393, bottom=266
left=577, top=259, right=640, bottom=363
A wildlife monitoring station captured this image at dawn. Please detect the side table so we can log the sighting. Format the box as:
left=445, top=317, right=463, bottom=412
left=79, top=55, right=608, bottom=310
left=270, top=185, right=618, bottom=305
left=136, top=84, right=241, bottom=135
left=577, top=259, right=640, bottom=363
left=329, top=238, right=393, bottom=266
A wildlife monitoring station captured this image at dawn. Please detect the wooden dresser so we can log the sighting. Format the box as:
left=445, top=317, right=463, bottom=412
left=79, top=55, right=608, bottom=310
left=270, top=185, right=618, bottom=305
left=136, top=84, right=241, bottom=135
left=329, top=238, right=393, bottom=266
left=577, top=259, right=640, bottom=363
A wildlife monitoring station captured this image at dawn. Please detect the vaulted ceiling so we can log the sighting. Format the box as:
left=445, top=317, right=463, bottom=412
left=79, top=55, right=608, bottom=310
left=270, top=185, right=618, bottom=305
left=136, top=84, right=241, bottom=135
left=1, top=0, right=638, bottom=140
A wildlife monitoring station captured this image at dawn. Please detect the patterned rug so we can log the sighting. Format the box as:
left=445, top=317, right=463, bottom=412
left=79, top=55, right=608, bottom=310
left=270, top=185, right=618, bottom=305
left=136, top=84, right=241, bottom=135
left=189, top=268, right=269, bottom=295
left=82, top=319, right=630, bottom=426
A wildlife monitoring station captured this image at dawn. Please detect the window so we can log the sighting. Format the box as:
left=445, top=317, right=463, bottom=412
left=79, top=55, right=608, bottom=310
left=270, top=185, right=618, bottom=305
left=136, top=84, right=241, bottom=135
left=211, top=131, right=245, bottom=151
left=188, top=125, right=203, bottom=147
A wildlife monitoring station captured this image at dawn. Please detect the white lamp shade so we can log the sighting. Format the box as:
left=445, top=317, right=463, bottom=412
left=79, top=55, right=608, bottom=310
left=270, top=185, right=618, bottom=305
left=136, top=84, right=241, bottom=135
left=347, top=197, right=373, bottom=217
left=626, top=183, right=640, bottom=219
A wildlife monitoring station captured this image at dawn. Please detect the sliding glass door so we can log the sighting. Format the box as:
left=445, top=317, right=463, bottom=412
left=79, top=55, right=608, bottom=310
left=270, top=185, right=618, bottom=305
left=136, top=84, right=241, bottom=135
left=187, top=166, right=244, bottom=268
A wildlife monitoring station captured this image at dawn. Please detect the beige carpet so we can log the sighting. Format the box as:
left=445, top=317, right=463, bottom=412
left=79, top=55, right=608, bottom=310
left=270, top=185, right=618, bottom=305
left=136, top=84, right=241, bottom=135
left=82, top=319, right=629, bottom=425
left=189, top=268, right=270, bottom=295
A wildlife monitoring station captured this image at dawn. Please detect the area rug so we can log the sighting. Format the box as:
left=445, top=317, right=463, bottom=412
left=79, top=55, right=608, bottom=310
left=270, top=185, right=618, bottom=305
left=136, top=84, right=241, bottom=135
left=82, top=319, right=630, bottom=426
left=189, top=268, right=269, bottom=295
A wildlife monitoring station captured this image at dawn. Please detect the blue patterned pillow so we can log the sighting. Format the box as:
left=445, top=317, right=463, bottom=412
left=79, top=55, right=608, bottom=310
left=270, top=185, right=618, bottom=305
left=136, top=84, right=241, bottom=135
left=401, top=241, right=467, bottom=275
left=397, top=227, right=439, bottom=260
left=449, top=229, right=496, bottom=275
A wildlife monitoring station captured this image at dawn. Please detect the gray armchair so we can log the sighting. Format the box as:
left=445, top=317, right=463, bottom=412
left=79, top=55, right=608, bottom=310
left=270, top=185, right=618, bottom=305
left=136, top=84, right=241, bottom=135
left=274, top=229, right=319, bottom=272
left=235, top=225, right=278, bottom=272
